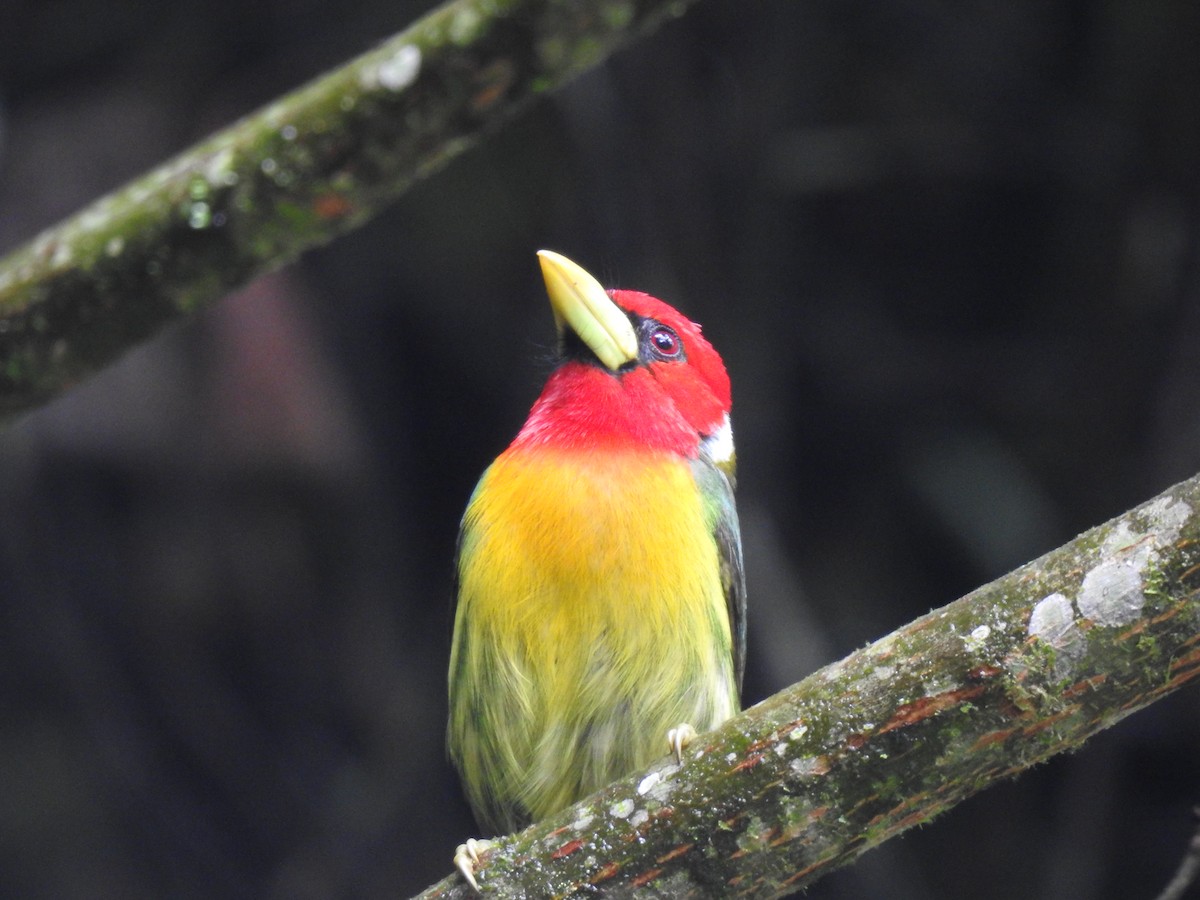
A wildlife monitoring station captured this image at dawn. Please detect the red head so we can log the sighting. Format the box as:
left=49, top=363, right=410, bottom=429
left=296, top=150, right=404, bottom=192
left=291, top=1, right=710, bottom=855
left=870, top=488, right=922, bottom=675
left=513, top=254, right=732, bottom=461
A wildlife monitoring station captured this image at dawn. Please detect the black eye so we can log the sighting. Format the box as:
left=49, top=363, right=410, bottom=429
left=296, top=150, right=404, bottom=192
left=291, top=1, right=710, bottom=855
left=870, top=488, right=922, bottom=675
left=648, top=324, right=683, bottom=360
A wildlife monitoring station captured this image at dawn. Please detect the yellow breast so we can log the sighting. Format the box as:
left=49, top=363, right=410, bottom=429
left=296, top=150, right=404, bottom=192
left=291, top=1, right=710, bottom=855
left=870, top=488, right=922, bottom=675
left=462, top=446, right=718, bottom=640
left=449, top=445, right=736, bottom=829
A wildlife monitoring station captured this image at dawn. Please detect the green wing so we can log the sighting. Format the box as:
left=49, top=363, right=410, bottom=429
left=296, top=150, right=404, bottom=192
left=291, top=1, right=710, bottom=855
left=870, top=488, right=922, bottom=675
left=693, top=448, right=746, bottom=695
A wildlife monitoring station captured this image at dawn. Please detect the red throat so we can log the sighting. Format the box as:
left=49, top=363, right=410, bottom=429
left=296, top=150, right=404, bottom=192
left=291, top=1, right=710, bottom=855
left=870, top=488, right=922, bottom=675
left=513, top=290, right=731, bottom=457
left=513, top=363, right=697, bottom=456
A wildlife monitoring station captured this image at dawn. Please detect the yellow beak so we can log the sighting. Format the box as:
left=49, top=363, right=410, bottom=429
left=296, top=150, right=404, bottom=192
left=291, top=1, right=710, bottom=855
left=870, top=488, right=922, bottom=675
left=537, top=250, right=639, bottom=372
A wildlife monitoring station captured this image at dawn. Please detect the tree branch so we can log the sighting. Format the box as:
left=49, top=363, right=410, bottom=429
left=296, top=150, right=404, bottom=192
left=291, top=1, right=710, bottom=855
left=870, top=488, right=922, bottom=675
left=0, top=0, right=698, bottom=421
left=415, top=472, right=1200, bottom=898
left=1154, top=807, right=1200, bottom=900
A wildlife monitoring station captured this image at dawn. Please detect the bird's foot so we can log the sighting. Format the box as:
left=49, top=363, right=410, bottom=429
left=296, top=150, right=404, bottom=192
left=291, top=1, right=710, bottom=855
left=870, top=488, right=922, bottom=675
left=454, top=837, right=492, bottom=892
left=667, top=723, right=697, bottom=764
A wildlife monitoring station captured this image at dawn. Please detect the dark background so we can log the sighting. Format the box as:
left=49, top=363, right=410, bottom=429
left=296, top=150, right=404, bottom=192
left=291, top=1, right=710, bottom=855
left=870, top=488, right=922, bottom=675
left=2, top=1, right=1199, bottom=897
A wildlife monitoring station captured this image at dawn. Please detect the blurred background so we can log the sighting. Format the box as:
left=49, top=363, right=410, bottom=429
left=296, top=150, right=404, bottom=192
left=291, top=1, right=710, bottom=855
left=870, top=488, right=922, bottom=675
left=2, top=0, right=1199, bottom=897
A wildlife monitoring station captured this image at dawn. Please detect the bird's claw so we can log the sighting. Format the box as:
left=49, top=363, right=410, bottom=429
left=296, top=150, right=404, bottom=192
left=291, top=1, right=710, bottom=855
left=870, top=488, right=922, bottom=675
left=667, top=723, right=697, bottom=764
left=454, top=837, right=492, bottom=892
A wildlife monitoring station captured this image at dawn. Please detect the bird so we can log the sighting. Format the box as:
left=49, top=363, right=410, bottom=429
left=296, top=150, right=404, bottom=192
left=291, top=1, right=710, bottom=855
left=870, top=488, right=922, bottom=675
left=447, top=250, right=745, bottom=889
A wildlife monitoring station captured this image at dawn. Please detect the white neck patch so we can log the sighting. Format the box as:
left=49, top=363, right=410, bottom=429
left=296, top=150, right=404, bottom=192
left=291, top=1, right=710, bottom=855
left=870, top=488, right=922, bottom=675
left=702, top=414, right=735, bottom=465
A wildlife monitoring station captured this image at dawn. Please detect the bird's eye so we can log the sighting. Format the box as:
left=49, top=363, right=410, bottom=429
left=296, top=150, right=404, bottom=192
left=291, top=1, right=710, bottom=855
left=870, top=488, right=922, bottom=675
left=648, top=325, right=683, bottom=360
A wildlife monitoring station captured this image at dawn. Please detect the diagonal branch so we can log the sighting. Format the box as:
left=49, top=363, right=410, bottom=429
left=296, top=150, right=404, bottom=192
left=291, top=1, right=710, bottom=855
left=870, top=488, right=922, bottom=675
left=1154, top=807, right=1200, bottom=900
left=414, top=471, right=1200, bottom=898
left=0, top=0, right=698, bottom=421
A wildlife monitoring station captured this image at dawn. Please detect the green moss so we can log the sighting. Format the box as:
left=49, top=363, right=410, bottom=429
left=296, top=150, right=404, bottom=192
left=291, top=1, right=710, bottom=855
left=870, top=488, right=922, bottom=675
left=601, top=1, right=636, bottom=28
left=735, top=816, right=773, bottom=855
left=448, top=6, right=489, bottom=44
left=870, top=774, right=903, bottom=800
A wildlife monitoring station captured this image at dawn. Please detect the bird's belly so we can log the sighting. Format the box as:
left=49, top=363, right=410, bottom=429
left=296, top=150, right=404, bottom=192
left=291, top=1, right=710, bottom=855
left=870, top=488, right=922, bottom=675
left=451, top=448, right=737, bottom=829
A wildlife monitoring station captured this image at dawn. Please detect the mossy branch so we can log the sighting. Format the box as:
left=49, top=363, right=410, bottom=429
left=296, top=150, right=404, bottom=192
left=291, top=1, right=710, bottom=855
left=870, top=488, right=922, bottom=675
left=415, top=472, right=1200, bottom=898
left=0, top=0, right=697, bottom=421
